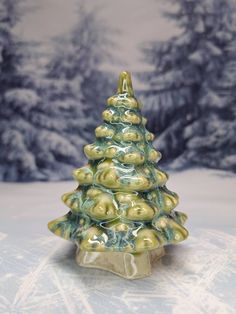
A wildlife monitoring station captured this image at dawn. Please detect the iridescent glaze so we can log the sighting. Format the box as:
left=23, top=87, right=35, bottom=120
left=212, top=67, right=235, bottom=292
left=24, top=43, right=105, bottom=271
left=48, top=71, right=189, bottom=254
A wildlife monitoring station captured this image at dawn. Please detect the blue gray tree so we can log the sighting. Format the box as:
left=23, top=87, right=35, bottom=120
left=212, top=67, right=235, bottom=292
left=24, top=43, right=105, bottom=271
left=141, top=0, right=236, bottom=171
left=0, top=0, right=43, bottom=181
left=0, top=2, right=113, bottom=181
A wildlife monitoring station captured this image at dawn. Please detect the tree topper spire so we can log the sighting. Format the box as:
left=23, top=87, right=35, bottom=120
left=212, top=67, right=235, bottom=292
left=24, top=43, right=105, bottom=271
left=117, top=71, right=134, bottom=96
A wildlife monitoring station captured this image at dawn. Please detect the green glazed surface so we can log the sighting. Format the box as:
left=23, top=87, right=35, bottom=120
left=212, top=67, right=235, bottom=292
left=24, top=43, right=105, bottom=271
left=48, top=71, right=189, bottom=253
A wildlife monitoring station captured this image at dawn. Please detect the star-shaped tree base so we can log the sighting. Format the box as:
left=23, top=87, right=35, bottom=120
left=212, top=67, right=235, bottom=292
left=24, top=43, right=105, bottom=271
left=76, top=246, right=165, bottom=279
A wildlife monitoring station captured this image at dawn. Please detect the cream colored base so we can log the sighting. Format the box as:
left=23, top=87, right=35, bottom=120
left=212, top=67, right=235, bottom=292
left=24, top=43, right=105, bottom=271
left=75, top=247, right=165, bottom=279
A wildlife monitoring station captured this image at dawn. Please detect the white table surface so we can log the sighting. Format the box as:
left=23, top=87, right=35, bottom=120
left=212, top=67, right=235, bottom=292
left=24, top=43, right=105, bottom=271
left=0, top=169, right=235, bottom=314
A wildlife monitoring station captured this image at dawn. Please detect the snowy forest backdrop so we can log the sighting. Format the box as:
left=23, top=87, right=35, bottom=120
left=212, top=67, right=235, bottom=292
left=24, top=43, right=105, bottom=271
left=0, top=0, right=236, bottom=181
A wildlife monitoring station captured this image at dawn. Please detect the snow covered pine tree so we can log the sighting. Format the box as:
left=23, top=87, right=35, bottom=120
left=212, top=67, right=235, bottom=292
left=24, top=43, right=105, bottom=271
left=0, top=2, right=113, bottom=181
left=47, top=7, right=113, bottom=144
left=0, top=0, right=42, bottom=181
left=142, top=0, right=236, bottom=171
left=48, top=72, right=188, bottom=279
left=27, top=6, right=114, bottom=180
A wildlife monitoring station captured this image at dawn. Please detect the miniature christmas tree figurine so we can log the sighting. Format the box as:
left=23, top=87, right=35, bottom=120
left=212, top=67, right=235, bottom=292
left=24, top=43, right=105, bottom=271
left=48, top=71, right=189, bottom=279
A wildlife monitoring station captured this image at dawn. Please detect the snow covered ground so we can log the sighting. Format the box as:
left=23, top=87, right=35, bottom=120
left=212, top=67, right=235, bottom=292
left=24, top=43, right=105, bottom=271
left=0, top=169, right=235, bottom=314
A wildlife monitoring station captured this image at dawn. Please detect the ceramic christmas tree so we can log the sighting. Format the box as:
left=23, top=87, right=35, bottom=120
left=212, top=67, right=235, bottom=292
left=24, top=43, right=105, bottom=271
left=48, top=71, right=188, bottom=279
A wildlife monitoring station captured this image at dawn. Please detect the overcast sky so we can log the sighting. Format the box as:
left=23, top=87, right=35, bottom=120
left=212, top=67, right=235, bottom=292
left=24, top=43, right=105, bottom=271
left=16, top=0, right=180, bottom=88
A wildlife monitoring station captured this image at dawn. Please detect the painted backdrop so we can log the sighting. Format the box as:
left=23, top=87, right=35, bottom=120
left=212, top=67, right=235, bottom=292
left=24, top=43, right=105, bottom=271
left=0, top=0, right=236, bottom=181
